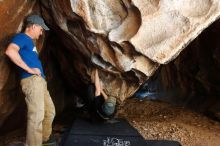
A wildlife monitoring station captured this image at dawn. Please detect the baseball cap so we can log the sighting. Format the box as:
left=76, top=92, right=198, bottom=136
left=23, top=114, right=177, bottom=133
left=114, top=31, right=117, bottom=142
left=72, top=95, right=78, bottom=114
left=26, top=15, right=50, bottom=31
left=102, top=96, right=116, bottom=116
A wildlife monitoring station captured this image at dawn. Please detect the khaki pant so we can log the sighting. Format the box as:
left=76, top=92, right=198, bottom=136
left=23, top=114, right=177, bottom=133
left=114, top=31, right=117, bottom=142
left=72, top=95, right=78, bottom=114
left=21, top=75, right=55, bottom=146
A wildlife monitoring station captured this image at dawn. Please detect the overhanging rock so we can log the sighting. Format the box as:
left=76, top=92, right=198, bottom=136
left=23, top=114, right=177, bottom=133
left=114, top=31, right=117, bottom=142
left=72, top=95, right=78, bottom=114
left=40, top=0, right=220, bottom=100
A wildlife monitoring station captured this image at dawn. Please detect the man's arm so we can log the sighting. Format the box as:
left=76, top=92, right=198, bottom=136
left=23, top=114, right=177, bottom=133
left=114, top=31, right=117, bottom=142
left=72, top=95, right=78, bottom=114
left=101, top=90, right=108, bottom=101
left=94, top=69, right=109, bottom=100
left=5, top=43, right=41, bottom=76
left=94, top=69, right=101, bottom=96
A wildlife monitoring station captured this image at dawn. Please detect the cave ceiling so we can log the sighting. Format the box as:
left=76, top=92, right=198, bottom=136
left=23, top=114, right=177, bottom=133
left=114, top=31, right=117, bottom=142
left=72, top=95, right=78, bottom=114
left=38, top=0, right=220, bottom=100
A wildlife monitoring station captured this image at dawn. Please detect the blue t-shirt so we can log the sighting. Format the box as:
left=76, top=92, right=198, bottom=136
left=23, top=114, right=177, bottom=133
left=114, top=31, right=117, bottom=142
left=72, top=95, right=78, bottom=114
left=11, top=33, right=45, bottom=79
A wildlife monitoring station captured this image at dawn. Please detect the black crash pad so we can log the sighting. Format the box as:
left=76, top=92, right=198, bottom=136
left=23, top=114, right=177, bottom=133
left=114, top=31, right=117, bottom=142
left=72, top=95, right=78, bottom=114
left=62, top=118, right=181, bottom=146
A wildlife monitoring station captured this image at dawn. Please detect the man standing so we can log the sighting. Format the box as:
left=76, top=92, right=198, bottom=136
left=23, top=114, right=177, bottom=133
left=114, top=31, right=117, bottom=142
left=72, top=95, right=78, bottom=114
left=5, top=15, right=56, bottom=146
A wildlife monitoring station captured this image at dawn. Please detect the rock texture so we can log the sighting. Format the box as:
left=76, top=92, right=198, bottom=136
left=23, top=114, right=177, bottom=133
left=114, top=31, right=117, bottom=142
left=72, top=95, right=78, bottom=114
left=39, top=0, right=220, bottom=101
left=0, top=0, right=220, bottom=133
left=69, top=0, right=220, bottom=64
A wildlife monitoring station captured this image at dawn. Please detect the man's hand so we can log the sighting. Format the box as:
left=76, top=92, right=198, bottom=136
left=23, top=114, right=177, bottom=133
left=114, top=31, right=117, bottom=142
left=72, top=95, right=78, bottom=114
left=28, top=68, right=41, bottom=76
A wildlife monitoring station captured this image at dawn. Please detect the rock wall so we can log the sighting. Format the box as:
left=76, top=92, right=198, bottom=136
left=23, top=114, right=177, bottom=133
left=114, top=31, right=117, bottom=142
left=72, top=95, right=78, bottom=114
left=0, top=0, right=220, bottom=132
left=39, top=0, right=220, bottom=101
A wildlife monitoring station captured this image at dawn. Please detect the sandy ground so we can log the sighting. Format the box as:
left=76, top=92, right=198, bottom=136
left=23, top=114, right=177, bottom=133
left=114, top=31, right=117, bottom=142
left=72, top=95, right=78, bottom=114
left=116, top=99, right=220, bottom=146
left=1, top=98, right=220, bottom=146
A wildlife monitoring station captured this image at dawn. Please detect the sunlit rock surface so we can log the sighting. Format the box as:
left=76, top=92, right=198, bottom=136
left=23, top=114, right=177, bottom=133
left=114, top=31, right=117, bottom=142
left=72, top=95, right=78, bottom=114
left=131, top=0, right=220, bottom=64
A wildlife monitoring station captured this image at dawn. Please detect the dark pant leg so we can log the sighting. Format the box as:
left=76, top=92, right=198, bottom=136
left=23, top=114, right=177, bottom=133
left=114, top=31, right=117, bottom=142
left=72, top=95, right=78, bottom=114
left=87, top=84, right=105, bottom=122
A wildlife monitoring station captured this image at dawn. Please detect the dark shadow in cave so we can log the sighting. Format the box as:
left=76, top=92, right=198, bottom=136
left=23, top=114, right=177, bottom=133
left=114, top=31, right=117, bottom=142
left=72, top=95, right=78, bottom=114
left=39, top=29, right=92, bottom=124
left=133, top=19, right=220, bottom=121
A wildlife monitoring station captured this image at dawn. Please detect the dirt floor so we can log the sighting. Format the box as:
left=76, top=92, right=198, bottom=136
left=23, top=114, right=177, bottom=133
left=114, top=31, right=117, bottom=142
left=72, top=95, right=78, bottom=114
left=1, top=98, right=220, bottom=146
left=116, top=98, right=220, bottom=146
